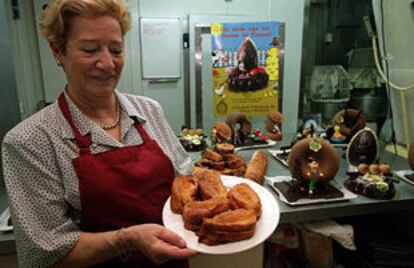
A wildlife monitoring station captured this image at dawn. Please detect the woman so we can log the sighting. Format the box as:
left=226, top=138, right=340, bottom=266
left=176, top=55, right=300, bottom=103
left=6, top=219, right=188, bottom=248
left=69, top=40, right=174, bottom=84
left=2, top=0, right=197, bottom=267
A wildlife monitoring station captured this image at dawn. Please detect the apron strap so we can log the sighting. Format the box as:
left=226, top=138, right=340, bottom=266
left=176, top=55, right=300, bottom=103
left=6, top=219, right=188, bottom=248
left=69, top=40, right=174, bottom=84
left=134, top=121, right=153, bottom=144
left=58, top=93, right=92, bottom=155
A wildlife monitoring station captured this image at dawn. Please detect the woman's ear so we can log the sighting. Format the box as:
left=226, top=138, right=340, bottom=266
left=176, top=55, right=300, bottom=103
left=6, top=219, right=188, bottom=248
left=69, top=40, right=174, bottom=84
left=50, top=43, right=62, bottom=66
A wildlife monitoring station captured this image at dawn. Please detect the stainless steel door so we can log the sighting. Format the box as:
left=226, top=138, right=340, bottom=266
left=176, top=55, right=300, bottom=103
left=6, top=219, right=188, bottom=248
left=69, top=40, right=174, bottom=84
left=0, top=1, right=21, bottom=139
left=188, top=15, right=283, bottom=133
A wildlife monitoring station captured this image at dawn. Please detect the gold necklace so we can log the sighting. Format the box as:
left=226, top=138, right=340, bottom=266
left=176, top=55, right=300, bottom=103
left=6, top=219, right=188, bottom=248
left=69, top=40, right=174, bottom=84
left=100, top=98, right=120, bottom=130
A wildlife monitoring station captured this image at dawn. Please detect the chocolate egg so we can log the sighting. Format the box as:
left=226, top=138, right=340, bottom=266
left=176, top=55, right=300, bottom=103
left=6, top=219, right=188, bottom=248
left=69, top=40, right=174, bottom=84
left=287, top=137, right=339, bottom=183
left=346, top=128, right=379, bottom=167
left=237, top=38, right=258, bottom=71
left=331, top=109, right=366, bottom=138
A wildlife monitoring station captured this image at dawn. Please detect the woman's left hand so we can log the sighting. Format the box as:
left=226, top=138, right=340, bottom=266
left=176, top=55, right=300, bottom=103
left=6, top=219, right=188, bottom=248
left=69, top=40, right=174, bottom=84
left=125, top=224, right=198, bottom=264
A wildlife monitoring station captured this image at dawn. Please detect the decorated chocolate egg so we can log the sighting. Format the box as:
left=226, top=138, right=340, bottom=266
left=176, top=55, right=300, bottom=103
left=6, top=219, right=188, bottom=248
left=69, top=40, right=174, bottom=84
left=346, top=128, right=379, bottom=167
left=331, top=109, right=366, bottom=138
left=287, top=137, right=340, bottom=183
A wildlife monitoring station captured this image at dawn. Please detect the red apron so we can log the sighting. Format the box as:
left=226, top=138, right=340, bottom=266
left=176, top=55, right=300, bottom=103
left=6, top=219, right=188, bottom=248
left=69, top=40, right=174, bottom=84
left=58, top=93, right=188, bottom=268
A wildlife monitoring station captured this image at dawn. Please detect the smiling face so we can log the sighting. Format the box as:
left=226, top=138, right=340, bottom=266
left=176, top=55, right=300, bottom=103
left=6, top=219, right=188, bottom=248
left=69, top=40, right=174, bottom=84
left=52, top=15, right=124, bottom=102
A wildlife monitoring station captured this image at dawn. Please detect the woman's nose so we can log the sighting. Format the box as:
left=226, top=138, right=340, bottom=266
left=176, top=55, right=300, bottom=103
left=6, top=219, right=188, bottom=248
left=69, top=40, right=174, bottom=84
left=96, top=48, right=115, bottom=71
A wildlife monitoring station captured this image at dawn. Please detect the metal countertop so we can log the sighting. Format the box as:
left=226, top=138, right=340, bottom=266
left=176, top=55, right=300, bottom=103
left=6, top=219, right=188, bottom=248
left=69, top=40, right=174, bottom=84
left=1, top=134, right=413, bottom=255
left=235, top=134, right=414, bottom=224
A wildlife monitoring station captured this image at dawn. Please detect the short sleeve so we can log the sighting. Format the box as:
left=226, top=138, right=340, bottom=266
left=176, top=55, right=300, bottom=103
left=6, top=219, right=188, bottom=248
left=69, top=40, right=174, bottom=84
left=2, top=130, right=80, bottom=267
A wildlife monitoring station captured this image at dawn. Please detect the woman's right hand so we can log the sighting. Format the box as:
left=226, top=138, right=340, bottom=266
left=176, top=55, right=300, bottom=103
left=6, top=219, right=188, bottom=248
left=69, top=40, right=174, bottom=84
left=124, top=224, right=198, bottom=265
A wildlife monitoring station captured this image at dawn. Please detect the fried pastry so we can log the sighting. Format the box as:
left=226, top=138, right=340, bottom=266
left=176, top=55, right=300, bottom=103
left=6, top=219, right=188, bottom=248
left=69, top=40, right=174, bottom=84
left=201, top=208, right=257, bottom=232
left=227, top=183, right=262, bottom=218
left=212, top=121, right=232, bottom=143
left=197, top=228, right=255, bottom=245
left=194, top=158, right=226, bottom=171
left=225, top=154, right=246, bottom=169
left=170, top=175, right=198, bottom=214
left=194, top=158, right=215, bottom=168
left=193, top=166, right=213, bottom=178
left=203, top=148, right=223, bottom=162
left=182, top=197, right=230, bottom=231
left=197, top=209, right=257, bottom=245
left=245, top=150, right=268, bottom=184
left=221, top=166, right=246, bottom=177
left=215, top=143, right=235, bottom=155
left=198, top=170, right=228, bottom=200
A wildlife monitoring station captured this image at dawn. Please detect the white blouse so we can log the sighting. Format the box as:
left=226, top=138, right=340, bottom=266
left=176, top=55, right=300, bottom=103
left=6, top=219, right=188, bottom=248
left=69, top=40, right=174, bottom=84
left=2, top=91, right=192, bottom=267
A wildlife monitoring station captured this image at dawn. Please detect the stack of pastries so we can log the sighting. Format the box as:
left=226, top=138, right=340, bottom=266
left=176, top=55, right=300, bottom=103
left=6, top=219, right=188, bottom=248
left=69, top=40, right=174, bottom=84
left=170, top=169, right=262, bottom=245
left=194, top=143, right=247, bottom=177
left=194, top=144, right=268, bottom=185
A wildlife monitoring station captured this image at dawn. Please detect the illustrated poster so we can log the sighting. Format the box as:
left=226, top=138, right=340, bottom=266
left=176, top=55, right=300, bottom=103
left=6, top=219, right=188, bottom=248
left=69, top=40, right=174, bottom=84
left=211, top=21, right=281, bottom=117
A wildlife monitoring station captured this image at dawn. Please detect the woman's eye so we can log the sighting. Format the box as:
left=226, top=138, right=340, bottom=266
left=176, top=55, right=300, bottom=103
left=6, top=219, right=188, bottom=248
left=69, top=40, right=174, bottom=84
left=82, top=48, right=97, bottom=53
left=111, top=48, right=123, bottom=55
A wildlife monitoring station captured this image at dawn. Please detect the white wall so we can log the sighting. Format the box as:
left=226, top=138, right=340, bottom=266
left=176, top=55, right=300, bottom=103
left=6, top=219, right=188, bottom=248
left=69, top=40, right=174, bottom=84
left=11, top=0, right=305, bottom=134
left=135, top=0, right=304, bottom=133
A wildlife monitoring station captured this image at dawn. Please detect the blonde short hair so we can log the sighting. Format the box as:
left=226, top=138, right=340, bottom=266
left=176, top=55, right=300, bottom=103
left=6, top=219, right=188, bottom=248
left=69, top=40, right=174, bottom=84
left=40, top=0, right=131, bottom=53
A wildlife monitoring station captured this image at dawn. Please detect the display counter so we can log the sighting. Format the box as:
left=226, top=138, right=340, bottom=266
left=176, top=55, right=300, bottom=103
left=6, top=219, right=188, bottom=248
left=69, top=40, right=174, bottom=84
left=236, top=137, right=414, bottom=224
left=1, top=135, right=414, bottom=266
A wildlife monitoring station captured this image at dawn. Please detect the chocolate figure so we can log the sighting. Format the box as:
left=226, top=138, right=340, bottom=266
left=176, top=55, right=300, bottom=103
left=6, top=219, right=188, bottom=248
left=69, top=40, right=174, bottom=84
left=306, top=157, right=324, bottom=194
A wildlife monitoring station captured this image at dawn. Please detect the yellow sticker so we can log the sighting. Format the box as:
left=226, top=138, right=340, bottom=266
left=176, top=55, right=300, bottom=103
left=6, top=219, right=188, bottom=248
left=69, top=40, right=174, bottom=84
left=211, top=23, right=223, bottom=36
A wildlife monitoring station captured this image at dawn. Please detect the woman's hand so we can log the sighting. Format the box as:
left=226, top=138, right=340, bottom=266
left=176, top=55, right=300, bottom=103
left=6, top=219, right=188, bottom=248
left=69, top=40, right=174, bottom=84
left=125, top=224, right=198, bottom=264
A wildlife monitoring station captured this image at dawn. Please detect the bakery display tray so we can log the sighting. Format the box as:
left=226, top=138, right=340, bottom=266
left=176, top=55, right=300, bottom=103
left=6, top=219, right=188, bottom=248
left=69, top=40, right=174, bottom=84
left=265, top=176, right=357, bottom=206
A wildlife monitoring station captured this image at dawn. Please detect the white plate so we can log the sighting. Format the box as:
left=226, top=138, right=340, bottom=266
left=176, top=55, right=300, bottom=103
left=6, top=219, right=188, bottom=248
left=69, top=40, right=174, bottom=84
left=0, top=207, right=13, bottom=232
left=162, top=176, right=280, bottom=255
left=394, top=170, right=414, bottom=186
left=266, top=176, right=357, bottom=206
left=234, top=140, right=276, bottom=152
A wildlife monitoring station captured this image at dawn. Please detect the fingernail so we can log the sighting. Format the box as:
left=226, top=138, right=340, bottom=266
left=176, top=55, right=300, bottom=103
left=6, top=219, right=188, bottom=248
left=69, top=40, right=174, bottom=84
left=180, top=239, right=186, bottom=247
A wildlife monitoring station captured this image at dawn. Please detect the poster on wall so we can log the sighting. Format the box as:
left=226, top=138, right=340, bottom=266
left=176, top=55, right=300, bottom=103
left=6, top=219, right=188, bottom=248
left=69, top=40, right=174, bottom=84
left=211, top=21, right=282, bottom=117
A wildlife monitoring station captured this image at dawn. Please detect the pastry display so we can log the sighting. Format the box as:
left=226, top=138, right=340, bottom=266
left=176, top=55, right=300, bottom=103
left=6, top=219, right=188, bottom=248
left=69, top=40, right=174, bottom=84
left=326, top=108, right=366, bottom=143
left=273, top=137, right=343, bottom=202
left=194, top=144, right=247, bottom=177
left=344, top=163, right=396, bottom=199
left=226, top=38, right=269, bottom=92
left=195, top=144, right=268, bottom=184
left=226, top=112, right=268, bottom=147
left=344, top=128, right=397, bottom=199
left=170, top=173, right=262, bottom=245
left=179, top=127, right=206, bottom=152
left=245, top=150, right=268, bottom=185
left=266, top=110, right=284, bottom=141
left=211, top=121, right=232, bottom=145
